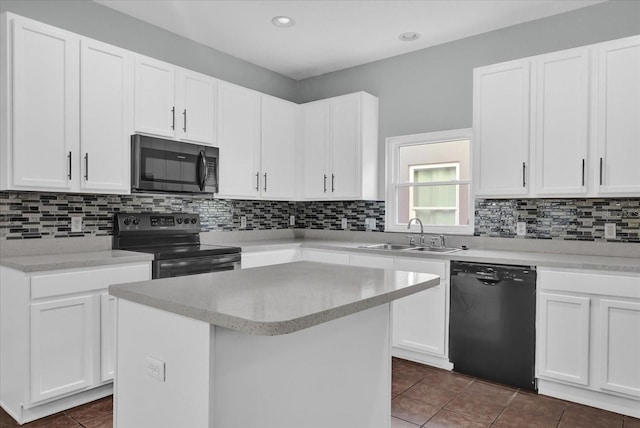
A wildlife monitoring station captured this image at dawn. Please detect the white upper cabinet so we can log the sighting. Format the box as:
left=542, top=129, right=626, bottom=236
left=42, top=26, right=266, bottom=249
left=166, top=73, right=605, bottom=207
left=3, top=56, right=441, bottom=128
left=261, top=96, right=296, bottom=199
left=474, top=36, right=640, bottom=198
left=179, top=69, right=216, bottom=145
left=80, top=39, right=132, bottom=193
left=1, top=13, right=131, bottom=194
left=134, top=55, right=216, bottom=146
left=302, top=92, right=379, bottom=200
left=217, top=81, right=261, bottom=198
left=217, top=83, right=297, bottom=200
left=134, top=56, right=175, bottom=138
left=473, top=60, right=530, bottom=197
left=1, top=14, right=79, bottom=191
left=533, top=48, right=590, bottom=196
left=303, top=100, right=331, bottom=199
left=594, top=36, right=640, bottom=195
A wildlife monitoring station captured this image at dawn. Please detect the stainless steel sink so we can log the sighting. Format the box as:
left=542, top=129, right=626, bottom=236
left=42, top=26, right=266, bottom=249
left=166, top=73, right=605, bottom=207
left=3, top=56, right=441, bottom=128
left=360, top=243, right=417, bottom=250
left=407, top=247, right=460, bottom=254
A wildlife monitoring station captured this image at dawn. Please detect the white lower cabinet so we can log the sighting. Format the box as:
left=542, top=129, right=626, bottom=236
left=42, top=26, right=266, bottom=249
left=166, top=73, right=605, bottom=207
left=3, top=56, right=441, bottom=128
left=0, top=262, right=151, bottom=424
left=347, top=254, right=451, bottom=369
left=301, top=248, right=350, bottom=265
left=30, top=295, right=95, bottom=403
left=100, top=294, right=117, bottom=383
left=537, top=268, right=640, bottom=418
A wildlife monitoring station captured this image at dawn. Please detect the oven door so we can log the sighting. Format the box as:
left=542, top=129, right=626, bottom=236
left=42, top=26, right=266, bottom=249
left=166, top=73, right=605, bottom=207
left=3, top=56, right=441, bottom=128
left=153, top=254, right=240, bottom=279
left=131, top=134, right=218, bottom=193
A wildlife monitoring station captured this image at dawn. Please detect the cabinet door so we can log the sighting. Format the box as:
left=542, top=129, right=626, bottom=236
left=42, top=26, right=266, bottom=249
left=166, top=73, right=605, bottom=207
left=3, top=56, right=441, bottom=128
left=217, top=82, right=261, bottom=198
left=595, top=36, right=640, bottom=195
left=533, top=49, right=589, bottom=196
left=30, top=295, right=95, bottom=403
left=11, top=16, right=79, bottom=190
left=349, top=254, right=394, bottom=269
left=391, top=258, right=448, bottom=357
left=134, top=56, right=175, bottom=138
left=261, top=96, right=296, bottom=199
left=80, top=39, right=132, bottom=193
left=241, top=249, right=299, bottom=269
left=598, top=299, right=640, bottom=398
left=302, top=249, right=349, bottom=265
left=179, top=69, right=216, bottom=145
left=303, top=101, right=330, bottom=199
left=537, top=292, right=590, bottom=386
left=473, top=60, right=530, bottom=197
left=100, top=294, right=117, bottom=383
left=330, top=94, right=361, bottom=199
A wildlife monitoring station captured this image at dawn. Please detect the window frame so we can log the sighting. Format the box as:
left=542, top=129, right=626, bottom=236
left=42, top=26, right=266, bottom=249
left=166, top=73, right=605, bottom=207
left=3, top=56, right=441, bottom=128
left=385, top=128, right=473, bottom=235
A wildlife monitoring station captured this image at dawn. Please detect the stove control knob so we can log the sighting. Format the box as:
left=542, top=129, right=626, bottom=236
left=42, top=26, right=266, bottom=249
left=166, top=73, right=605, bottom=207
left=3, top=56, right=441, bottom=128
left=191, top=218, right=198, bottom=224
left=177, top=218, right=183, bottom=224
left=132, top=217, right=140, bottom=225
left=123, top=217, right=131, bottom=226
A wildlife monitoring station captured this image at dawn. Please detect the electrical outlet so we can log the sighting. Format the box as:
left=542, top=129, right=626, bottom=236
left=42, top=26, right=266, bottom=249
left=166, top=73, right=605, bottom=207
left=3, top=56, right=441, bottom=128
left=365, top=218, right=376, bottom=231
left=240, top=216, right=247, bottom=228
left=516, top=222, right=526, bottom=236
left=146, top=356, right=165, bottom=382
left=289, top=215, right=295, bottom=226
left=70, top=215, right=83, bottom=233
left=341, top=218, right=348, bottom=229
left=604, top=223, right=616, bottom=239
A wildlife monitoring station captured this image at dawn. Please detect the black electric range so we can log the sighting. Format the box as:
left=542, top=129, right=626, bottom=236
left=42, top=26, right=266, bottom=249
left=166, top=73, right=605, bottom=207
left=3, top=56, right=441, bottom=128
left=113, top=212, right=241, bottom=279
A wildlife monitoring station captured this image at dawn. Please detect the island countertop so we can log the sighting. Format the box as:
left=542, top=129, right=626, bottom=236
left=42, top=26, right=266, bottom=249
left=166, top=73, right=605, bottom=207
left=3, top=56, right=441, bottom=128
left=109, top=261, right=439, bottom=335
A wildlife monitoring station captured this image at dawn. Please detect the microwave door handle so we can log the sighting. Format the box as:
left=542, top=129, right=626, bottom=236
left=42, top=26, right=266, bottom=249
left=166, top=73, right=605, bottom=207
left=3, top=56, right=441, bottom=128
left=198, top=151, right=208, bottom=191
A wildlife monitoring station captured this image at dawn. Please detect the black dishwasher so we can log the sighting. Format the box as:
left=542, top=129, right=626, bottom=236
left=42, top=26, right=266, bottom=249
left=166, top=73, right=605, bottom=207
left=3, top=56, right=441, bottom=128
left=450, top=261, right=536, bottom=390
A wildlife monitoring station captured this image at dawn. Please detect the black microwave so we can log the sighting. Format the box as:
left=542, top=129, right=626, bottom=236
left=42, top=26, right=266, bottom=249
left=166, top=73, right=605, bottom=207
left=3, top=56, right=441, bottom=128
left=131, top=135, right=218, bottom=194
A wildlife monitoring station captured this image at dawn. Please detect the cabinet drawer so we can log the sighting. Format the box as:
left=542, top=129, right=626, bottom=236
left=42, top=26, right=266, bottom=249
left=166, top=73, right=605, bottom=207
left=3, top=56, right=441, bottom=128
left=394, top=258, right=447, bottom=283
left=538, top=269, right=640, bottom=298
left=31, top=263, right=150, bottom=299
left=349, top=254, right=394, bottom=269
left=302, top=249, right=350, bottom=265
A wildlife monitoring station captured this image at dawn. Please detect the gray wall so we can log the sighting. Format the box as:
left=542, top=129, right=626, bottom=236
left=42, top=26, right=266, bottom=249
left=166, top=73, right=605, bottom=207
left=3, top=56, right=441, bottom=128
left=0, top=0, right=298, bottom=101
left=296, top=1, right=640, bottom=196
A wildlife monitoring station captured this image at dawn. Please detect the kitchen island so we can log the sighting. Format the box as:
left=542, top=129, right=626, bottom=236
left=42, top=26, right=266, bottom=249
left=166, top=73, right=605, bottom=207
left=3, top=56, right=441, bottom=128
left=109, top=261, right=439, bottom=428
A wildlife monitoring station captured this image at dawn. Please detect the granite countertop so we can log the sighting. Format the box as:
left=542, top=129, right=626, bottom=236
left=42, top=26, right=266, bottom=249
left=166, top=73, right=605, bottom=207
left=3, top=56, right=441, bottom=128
left=109, top=261, right=439, bottom=336
left=0, top=250, right=154, bottom=272
left=239, top=239, right=640, bottom=274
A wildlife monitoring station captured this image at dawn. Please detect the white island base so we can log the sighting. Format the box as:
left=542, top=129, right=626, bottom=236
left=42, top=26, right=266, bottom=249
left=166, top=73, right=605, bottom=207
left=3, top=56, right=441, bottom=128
left=116, top=299, right=392, bottom=428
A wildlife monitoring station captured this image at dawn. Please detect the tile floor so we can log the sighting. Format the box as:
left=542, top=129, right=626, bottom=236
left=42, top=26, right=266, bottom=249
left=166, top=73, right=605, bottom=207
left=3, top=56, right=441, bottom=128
left=1, top=359, right=638, bottom=427
left=0, top=396, right=112, bottom=428
left=392, top=358, right=640, bottom=428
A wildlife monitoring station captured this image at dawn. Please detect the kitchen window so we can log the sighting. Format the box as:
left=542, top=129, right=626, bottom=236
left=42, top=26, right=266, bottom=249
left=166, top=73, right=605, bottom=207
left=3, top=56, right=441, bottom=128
left=385, top=129, right=473, bottom=235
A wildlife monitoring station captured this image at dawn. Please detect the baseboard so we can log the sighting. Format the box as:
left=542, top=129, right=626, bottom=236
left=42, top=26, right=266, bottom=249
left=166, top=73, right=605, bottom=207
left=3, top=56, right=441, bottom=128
left=392, top=347, right=453, bottom=371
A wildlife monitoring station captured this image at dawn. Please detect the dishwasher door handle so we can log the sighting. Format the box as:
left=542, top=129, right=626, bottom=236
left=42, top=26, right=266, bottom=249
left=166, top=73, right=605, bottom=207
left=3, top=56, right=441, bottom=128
left=476, top=277, right=502, bottom=286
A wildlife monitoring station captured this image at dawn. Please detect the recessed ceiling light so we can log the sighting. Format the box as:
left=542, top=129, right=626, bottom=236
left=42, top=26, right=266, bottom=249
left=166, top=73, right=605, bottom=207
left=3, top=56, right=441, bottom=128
left=272, top=16, right=295, bottom=28
left=399, top=32, right=420, bottom=42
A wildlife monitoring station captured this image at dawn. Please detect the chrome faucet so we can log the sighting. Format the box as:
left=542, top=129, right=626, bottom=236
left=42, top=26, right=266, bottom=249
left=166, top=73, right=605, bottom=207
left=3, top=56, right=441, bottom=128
left=407, top=217, right=425, bottom=246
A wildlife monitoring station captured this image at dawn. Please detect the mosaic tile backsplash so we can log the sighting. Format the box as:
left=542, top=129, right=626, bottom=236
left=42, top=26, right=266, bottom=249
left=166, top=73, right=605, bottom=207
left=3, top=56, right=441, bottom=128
left=0, top=192, right=639, bottom=243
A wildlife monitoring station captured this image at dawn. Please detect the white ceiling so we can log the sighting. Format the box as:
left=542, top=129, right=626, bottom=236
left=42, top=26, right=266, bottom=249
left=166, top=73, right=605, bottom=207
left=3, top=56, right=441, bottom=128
left=95, top=0, right=605, bottom=80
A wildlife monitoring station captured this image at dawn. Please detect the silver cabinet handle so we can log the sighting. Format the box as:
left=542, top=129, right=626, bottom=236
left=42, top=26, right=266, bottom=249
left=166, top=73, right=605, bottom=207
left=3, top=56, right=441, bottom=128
left=255, top=172, right=259, bottom=191
left=600, top=157, right=603, bottom=186
left=84, top=153, right=89, bottom=180
left=67, top=151, right=72, bottom=180
left=522, top=162, right=526, bottom=187
left=171, top=106, right=175, bottom=130
left=183, top=109, right=187, bottom=132
left=332, top=174, right=335, bottom=192
left=581, top=159, right=585, bottom=186
left=263, top=173, right=267, bottom=192
left=323, top=174, right=327, bottom=193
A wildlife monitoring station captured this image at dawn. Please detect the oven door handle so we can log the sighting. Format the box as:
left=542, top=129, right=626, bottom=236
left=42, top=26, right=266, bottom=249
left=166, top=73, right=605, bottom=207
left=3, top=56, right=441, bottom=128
left=158, top=255, right=239, bottom=269
left=197, top=150, right=208, bottom=191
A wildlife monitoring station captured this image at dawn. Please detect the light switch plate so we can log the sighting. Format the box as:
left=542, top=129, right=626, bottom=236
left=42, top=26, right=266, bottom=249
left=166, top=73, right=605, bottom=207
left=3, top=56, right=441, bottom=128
left=70, top=215, right=83, bottom=233
left=341, top=218, right=348, bottom=229
left=240, top=216, right=247, bottom=229
left=289, top=215, right=295, bottom=226
left=516, top=222, right=526, bottom=236
left=604, top=223, right=616, bottom=239
left=146, top=356, right=165, bottom=382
